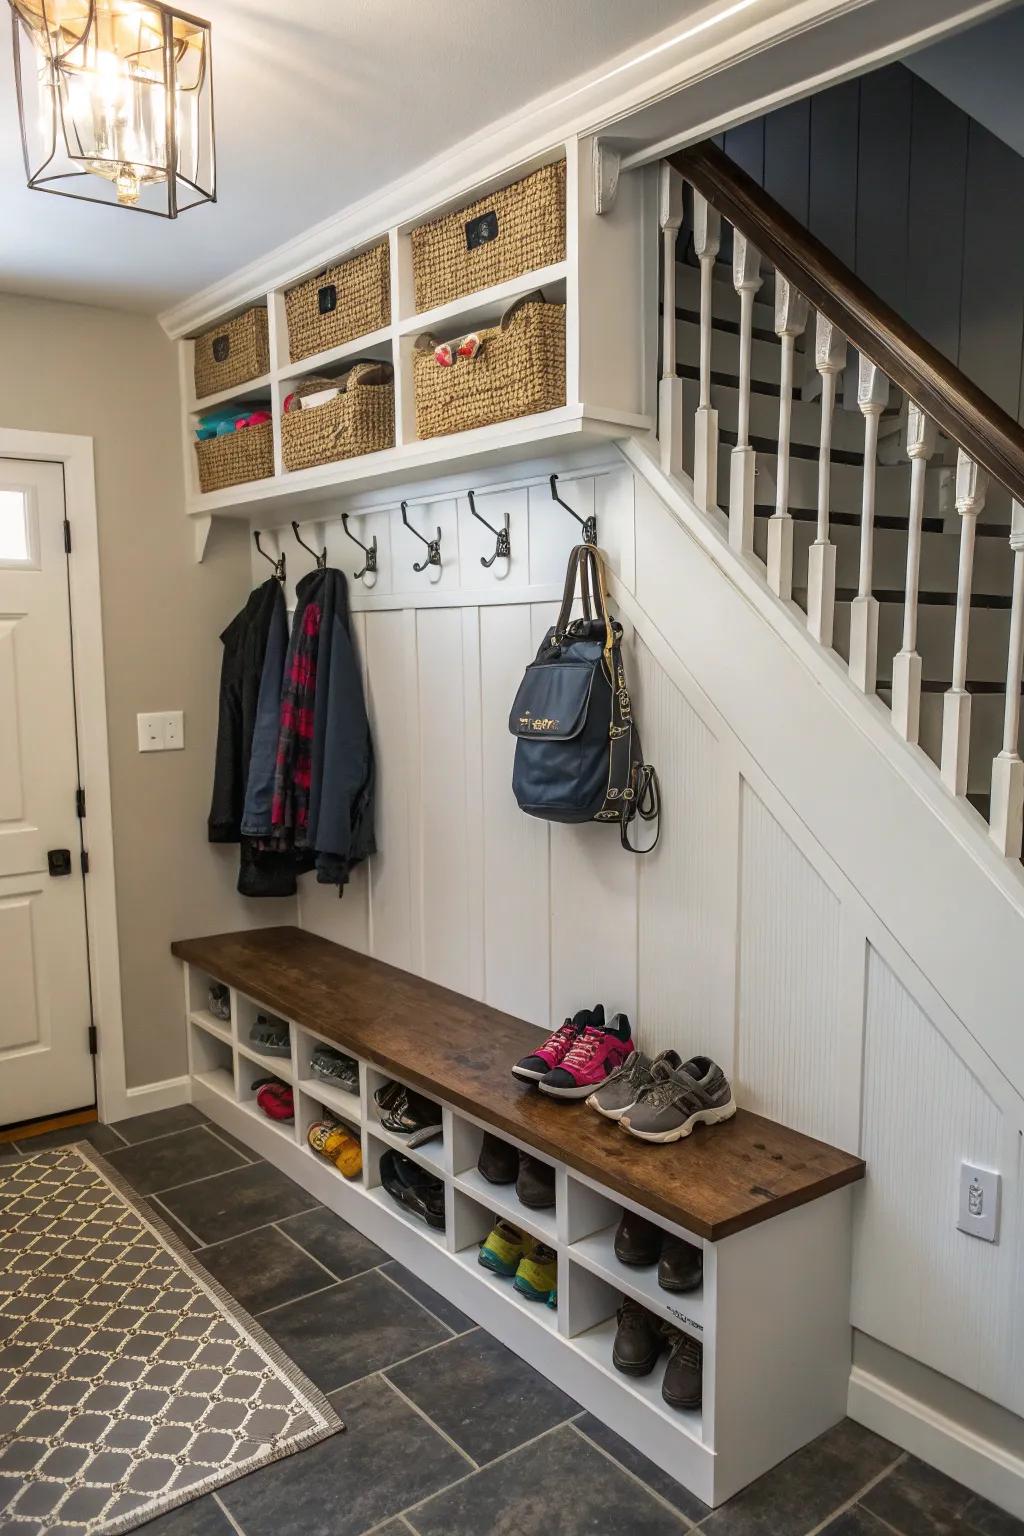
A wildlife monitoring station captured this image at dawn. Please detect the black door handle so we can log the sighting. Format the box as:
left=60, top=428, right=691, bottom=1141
left=47, top=849, right=72, bottom=877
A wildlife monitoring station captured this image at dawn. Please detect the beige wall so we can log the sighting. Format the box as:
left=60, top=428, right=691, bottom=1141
left=0, top=292, right=293, bottom=1089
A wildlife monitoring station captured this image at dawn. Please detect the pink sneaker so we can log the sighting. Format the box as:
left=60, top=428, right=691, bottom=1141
left=539, top=1015, right=634, bottom=1099
left=512, top=1006, right=604, bottom=1083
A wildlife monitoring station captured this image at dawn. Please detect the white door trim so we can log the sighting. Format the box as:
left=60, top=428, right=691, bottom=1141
left=0, top=427, right=131, bottom=1124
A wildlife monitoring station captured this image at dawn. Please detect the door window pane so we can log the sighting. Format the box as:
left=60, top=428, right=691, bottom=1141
left=0, top=491, right=30, bottom=563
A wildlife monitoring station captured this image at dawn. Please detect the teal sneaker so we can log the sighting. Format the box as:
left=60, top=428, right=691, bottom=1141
left=513, top=1242, right=557, bottom=1303
left=478, top=1219, right=524, bottom=1278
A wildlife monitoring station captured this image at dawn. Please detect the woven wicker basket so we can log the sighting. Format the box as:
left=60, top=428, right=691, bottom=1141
left=286, top=243, right=391, bottom=364
left=195, top=421, right=274, bottom=494
left=193, top=307, right=270, bottom=400
left=411, top=161, right=566, bottom=313
left=281, top=362, right=395, bottom=473
left=413, top=296, right=565, bottom=439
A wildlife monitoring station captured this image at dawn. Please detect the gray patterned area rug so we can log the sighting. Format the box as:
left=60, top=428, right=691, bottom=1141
left=0, top=1144, right=342, bottom=1535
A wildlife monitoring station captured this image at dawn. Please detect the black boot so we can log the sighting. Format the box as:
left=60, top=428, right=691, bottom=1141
left=478, top=1132, right=519, bottom=1185
left=658, top=1233, right=703, bottom=1292
left=614, top=1208, right=663, bottom=1266
left=516, top=1153, right=556, bottom=1209
left=612, top=1297, right=665, bottom=1377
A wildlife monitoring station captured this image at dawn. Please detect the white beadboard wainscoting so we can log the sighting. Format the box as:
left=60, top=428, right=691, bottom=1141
left=252, top=447, right=1024, bottom=1506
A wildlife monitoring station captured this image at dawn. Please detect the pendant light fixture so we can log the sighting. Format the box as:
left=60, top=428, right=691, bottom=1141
left=8, top=0, right=215, bottom=217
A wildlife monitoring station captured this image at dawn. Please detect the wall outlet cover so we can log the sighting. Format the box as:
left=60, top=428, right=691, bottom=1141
left=958, top=1162, right=1000, bottom=1243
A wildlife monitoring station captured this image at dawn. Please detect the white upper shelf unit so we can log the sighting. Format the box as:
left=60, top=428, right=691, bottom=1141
left=176, top=136, right=657, bottom=547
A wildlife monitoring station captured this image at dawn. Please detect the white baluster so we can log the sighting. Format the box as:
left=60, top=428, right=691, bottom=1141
left=848, top=356, right=890, bottom=693
left=940, top=451, right=987, bottom=796
left=806, top=316, right=847, bottom=647
left=659, top=164, right=685, bottom=479
left=729, top=231, right=762, bottom=555
left=692, top=193, right=721, bottom=514
left=890, top=402, right=938, bottom=743
left=990, top=502, right=1024, bottom=856
left=766, top=276, right=809, bottom=600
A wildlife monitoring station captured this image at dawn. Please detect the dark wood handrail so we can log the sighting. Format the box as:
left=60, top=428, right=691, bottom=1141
left=670, top=140, right=1024, bottom=507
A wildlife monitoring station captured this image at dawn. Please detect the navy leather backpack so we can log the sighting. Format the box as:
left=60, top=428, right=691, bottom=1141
left=508, top=544, right=659, bottom=851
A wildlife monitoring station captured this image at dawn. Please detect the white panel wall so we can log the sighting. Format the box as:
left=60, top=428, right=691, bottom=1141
left=854, top=950, right=1024, bottom=1415
left=737, top=783, right=844, bottom=1145
left=270, top=452, right=1024, bottom=1439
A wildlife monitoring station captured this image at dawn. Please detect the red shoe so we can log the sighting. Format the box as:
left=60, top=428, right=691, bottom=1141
left=254, top=1078, right=294, bottom=1122
left=512, top=1007, right=603, bottom=1083
left=539, top=1016, right=634, bottom=1100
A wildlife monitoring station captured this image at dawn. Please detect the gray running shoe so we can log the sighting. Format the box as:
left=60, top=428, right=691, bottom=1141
left=587, top=1049, right=682, bottom=1121
left=622, top=1056, right=735, bottom=1143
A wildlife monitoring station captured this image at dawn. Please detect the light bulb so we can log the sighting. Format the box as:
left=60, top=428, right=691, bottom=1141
left=115, top=162, right=140, bottom=204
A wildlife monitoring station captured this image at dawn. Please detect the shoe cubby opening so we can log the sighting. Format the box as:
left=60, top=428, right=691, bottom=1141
left=293, top=1029, right=362, bottom=1120
left=186, top=969, right=233, bottom=1042
left=363, top=1130, right=447, bottom=1246
left=233, top=994, right=293, bottom=1076
left=298, top=1087, right=363, bottom=1184
left=188, top=1021, right=235, bottom=1102
left=449, top=1188, right=560, bottom=1334
left=564, top=1176, right=708, bottom=1342
left=447, top=1113, right=558, bottom=1248
left=237, top=1059, right=296, bottom=1142
left=564, top=1263, right=705, bottom=1443
left=363, top=1066, right=446, bottom=1173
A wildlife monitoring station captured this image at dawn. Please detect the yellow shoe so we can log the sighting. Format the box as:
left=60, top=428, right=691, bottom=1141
left=514, top=1242, right=557, bottom=1303
left=478, top=1219, right=525, bottom=1277
left=308, top=1119, right=362, bottom=1179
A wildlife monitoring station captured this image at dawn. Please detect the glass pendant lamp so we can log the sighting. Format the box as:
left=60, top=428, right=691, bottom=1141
left=8, top=0, right=215, bottom=216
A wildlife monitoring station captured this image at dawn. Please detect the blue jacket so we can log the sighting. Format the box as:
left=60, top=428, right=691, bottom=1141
left=241, top=567, right=375, bottom=890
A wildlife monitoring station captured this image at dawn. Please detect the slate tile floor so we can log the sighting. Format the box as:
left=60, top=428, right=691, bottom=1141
left=5, top=1107, right=1023, bottom=1536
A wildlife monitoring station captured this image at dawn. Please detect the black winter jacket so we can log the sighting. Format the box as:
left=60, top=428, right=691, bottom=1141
left=208, top=577, right=298, bottom=898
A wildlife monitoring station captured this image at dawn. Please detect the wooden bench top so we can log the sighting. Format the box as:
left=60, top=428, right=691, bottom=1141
left=171, top=926, right=864, bottom=1241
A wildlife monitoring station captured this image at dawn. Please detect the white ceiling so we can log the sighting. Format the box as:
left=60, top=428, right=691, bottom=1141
left=0, top=0, right=697, bottom=315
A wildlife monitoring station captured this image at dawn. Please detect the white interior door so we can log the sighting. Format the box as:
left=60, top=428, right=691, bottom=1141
left=0, top=459, right=93, bottom=1126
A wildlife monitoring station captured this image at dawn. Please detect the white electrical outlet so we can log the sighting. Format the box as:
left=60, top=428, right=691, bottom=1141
left=958, top=1162, right=1000, bottom=1243
left=137, top=711, right=185, bottom=752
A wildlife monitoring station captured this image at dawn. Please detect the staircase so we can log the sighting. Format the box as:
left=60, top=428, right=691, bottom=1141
left=657, top=141, right=1024, bottom=856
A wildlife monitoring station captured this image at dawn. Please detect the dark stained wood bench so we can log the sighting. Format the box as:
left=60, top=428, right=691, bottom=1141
left=172, top=925, right=863, bottom=1241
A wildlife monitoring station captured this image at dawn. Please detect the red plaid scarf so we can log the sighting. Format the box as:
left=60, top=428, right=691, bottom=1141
left=269, top=599, right=321, bottom=846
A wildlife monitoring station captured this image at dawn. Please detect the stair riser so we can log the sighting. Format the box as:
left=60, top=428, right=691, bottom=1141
left=680, top=377, right=869, bottom=459
left=719, top=447, right=942, bottom=521
left=753, top=519, right=1014, bottom=600
left=831, top=599, right=1011, bottom=684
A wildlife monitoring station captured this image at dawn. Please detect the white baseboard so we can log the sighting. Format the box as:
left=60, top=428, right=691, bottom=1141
left=849, top=1366, right=1024, bottom=1521
left=101, top=1075, right=191, bottom=1126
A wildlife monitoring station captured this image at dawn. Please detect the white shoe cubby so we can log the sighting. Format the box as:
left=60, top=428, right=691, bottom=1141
left=180, top=957, right=857, bottom=1508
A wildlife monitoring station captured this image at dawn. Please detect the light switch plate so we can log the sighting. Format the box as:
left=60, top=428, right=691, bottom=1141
left=137, top=711, right=185, bottom=752
left=958, top=1162, right=1000, bottom=1243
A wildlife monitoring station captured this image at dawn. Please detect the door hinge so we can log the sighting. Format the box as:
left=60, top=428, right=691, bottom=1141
left=88, top=1023, right=98, bottom=1055
left=75, top=787, right=86, bottom=818
left=63, top=519, right=72, bottom=554
left=81, top=849, right=90, bottom=875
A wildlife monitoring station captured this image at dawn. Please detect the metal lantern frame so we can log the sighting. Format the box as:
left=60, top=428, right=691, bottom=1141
left=9, top=0, right=216, bottom=218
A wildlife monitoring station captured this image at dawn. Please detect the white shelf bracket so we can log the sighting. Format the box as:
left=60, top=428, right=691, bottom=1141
left=193, top=513, right=214, bottom=563
left=593, top=138, right=621, bottom=214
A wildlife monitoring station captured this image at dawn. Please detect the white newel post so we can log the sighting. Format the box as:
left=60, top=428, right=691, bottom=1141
left=990, top=502, right=1024, bottom=856
left=890, top=402, right=937, bottom=743
left=940, top=451, right=987, bottom=796
left=692, top=194, right=722, bottom=514
left=729, top=231, right=762, bottom=555
left=806, top=315, right=846, bottom=647
left=848, top=356, right=890, bottom=693
left=767, top=276, right=809, bottom=600
left=659, top=164, right=685, bottom=479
